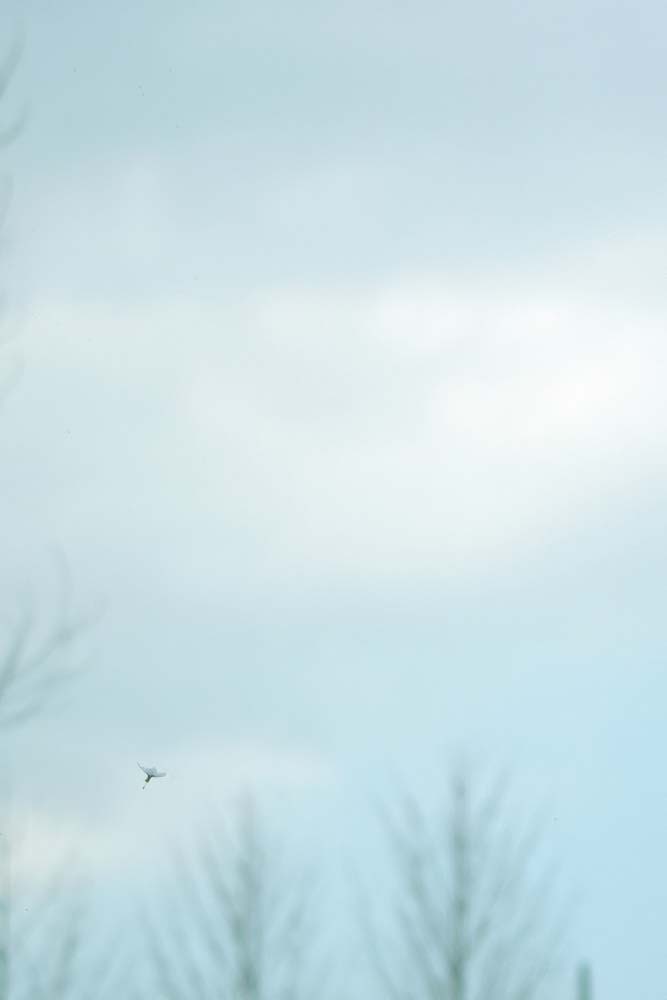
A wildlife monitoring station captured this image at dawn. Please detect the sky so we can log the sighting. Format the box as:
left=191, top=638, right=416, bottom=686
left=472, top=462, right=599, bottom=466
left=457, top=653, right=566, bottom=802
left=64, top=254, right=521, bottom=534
left=0, top=1, right=666, bottom=996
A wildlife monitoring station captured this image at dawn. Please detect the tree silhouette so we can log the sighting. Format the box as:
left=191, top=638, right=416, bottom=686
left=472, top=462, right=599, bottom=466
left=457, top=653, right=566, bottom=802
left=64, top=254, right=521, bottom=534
left=367, top=768, right=567, bottom=1000
left=147, top=800, right=321, bottom=1000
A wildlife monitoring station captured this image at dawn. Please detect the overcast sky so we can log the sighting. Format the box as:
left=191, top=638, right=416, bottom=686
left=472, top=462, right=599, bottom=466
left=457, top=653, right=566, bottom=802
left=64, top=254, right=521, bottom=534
left=0, top=1, right=666, bottom=996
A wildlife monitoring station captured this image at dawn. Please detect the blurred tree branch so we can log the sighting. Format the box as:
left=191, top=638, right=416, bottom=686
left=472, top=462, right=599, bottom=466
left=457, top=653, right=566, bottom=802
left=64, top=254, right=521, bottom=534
left=0, top=550, right=97, bottom=729
left=148, top=799, right=323, bottom=1000
left=0, top=38, right=91, bottom=730
left=367, top=768, right=569, bottom=1000
left=0, top=845, right=123, bottom=1000
left=0, top=30, right=109, bottom=1000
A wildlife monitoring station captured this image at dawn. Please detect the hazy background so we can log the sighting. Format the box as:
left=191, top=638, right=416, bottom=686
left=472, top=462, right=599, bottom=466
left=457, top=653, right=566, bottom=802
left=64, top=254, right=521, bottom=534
left=1, top=1, right=666, bottom=996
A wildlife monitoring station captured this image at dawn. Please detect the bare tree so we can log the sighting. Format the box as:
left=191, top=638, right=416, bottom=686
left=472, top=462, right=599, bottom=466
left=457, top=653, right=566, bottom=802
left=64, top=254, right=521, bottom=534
left=366, top=768, right=568, bottom=1000
left=0, top=36, right=104, bottom=1000
left=0, top=35, right=88, bottom=730
left=0, top=836, right=126, bottom=1000
left=147, top=799, right=321, bottom=1000
left=0, top=570, right=93, bottom=729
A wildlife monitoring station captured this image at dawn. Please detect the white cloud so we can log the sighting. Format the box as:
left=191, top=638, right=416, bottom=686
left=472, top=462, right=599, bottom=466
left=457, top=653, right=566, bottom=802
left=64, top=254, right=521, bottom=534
left=184, top=262, right=664, bottom=582
left=2, top=237, right=665, bottom=606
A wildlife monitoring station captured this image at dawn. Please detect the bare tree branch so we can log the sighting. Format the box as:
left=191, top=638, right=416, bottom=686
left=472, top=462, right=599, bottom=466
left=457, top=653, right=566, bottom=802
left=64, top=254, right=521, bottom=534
left=0, top=583, right=94, bottom=730
left=371, top=767, right=568, bottom=1000
left=147, top=800, right=322, bottom=1000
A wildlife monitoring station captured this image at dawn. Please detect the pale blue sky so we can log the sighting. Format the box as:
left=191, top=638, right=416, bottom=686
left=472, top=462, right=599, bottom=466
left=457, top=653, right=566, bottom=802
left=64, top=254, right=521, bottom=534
left=1, top=1, right=666, bottom=996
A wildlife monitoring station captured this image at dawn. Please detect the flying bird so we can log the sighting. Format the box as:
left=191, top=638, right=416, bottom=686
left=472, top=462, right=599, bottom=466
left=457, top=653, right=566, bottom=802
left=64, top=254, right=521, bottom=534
left=138, top=762, right=167, bottom=788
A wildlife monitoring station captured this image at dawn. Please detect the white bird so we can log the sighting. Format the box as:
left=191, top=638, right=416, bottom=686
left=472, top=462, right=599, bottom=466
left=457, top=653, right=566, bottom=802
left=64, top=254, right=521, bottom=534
left=138, top=762, right=167, bottom=788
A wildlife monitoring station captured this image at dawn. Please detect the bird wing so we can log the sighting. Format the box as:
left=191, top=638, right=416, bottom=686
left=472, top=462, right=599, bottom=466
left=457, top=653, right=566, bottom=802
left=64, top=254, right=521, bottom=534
left=137, top=762, right=149, bottom=775
left=154, top=771, right=166, bottom=778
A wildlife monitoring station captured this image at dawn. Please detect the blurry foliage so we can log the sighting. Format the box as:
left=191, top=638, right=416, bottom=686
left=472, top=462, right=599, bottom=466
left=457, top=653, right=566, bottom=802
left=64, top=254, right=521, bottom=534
left=0, top=836, right=125, bottom=1000
left=0, top=564, right=93, bottom=729
left=0, top=35, right=104, bottom=1000
left=366, top=768, right=568, bottom=1000
left=0, top=37, right=89, bottom=732
left=147, top=800, right=323, bottom=1000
